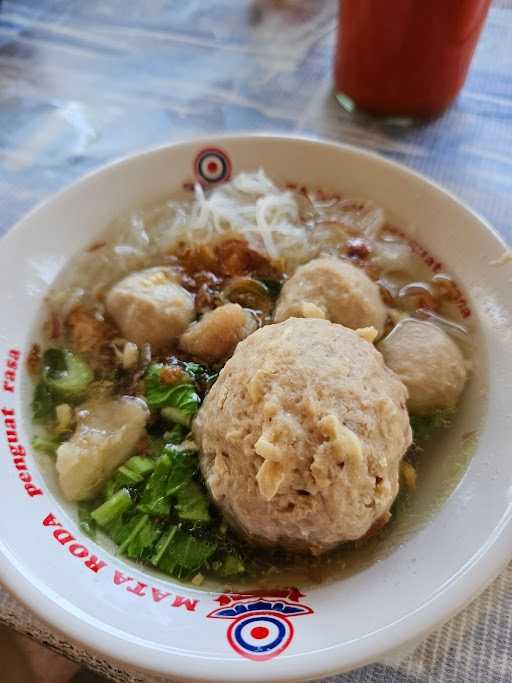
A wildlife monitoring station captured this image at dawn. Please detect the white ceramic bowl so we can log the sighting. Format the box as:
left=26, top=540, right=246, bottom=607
left=0, top=135, right=511, bottom=683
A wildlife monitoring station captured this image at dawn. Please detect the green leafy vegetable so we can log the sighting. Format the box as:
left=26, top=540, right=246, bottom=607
left=78, top=502, right=97, bottom=539
left=164, top=424, right=188, bottom=444
left=164, top=447, right=197, bottom=494
left=32, top=380, right=57, bottom=422
left=32, top=348, right=93, bottom=423
left=92, top=488, right=132, bottom=527
left=144, top=363, right=200, bottom=426
left=80, top=413, right=246, bottom=582
left=144, top=363, right=190, bottom=407
left=182, top=362, right=206, bottom=380
left=138, top=451, right=173, bottom=516
left=219, top=553, right=245, bottom=576
left=160, top=391, right=199, bottom=427
left=104, top=455, right=155, bottom=498
left=118, top=513, right=162, bottom=560
left=182, top=361, right=218, bottom=385
left=31, top=434, right=61, bottom=456
left=151, top=526, right=178, bottom=566
left=124, top=456, right=155, bottom=478
left=175, top=480, right=210, bottom=522
left=42, top=348, right=93, bottom=402
left=138, top=445, right=198, bottom=516
left=156, top=528, right=216, bottom=576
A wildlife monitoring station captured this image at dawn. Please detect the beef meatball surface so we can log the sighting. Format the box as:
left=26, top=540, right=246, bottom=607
left=378, top=318, right=467, bottom=415
left=274, top=257, right=387, bottom=336
left=194, top=318, right=411, bottom=555
left=106, top=266, right=194, bottom=348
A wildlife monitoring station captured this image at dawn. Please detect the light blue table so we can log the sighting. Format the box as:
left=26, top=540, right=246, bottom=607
left=0, top=1, right=510, bottom=681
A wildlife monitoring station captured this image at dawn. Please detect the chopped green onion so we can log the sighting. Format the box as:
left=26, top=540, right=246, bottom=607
left=92, top=489, right=132, bottom=528
left=124, top=455, right=155, bottom=477
left=42, top=348, right=93, bottom=402
left=116, top=465, right=144, bottom=486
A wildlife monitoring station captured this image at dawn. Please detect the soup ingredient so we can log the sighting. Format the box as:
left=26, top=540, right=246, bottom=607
left=378, top=319, right=467, bottom=415
left=56, top=396, right=148, bottom=501
left=400, top=461, right=417, bottom=489
left=105, top=266, right=194, bottom=348
left=356, top=326, right=379, bottom=343
left=55, top=403, right=74, bottom=432
left=31, top=434, right=62, bottom=455
left=165, top=171, right=307, bottom=261
left=273, top=257, right=387, bottom=336
left=410, top=410, right=454, bottom=442
left=78, top=503, right=97, bottom=538
left=195, top=318, right=411, bottom=555
left=32, top=348, right=93, bottom=422
left=144, top=363, right=200, bottom=427
left=66, top=308, right=116, bottom=356
left=111, top=339, right=139, bottom=370
left=87, top=439, right=243, bottom=580
left=221, top=277, right=276, bottom=314
left=180, top=303, right=257, bottom=364
left=42, top=348, right=93, bottom=402
left=92, top=488, right=133, bottom=527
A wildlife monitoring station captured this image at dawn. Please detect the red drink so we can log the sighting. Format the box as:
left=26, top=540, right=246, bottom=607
left=335, top=0, right=492, bottom=118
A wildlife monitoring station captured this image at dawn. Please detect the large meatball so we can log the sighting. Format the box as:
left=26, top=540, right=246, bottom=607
left=274, top=257, right=387, bottom=335
left=194, top=318, right=411, bottom=554
left=378, top=319, right=467, bottom=415
left=106, top=266, right=194, bottom=349
left=180, top=303, right=257, bottom=364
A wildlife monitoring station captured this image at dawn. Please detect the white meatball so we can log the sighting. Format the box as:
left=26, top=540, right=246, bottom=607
left=180, top=303, right=257, bottom=364
left=106, top=267, right=194, bottom=349
left=378, top=319, right=467, bottom=415
left=56, top=396, right=148, bottom=501
left=194, top=318, right=411, bottom=555
left=274, top=257, right=387, bottom=335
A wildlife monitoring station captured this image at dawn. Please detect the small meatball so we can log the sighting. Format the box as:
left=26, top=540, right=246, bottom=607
left=105, top=267, right=194, bottom=349
left=195, top=318, right=411, bottom=554
left=274, top=257, right=387, bottom=335
left=56, top=396, right=148, bottom=501
left=180, top=303, right=257, bottom=364
left=378, top=319, right=467, bottom=415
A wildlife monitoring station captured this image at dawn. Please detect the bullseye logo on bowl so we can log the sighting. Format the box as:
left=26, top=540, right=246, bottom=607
left=207, top=588, right=313, bottom=661
left=194, top=147, right=232, bottom=185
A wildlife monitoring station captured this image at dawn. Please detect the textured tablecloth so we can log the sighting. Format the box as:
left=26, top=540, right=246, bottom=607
left=0, top=1, right=511, bottom=681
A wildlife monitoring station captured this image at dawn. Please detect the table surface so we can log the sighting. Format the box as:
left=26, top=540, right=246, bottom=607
left=0, top=1, right=511, bottom=682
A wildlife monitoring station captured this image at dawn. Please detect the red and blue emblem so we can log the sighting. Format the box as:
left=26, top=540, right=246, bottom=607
left=207, top=588, right=313, bottom=661
left=194, top=147, right=232, bottom=186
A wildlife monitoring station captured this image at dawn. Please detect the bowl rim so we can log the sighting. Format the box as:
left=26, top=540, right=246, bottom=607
left=1, top=133, right=511, bottom=682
